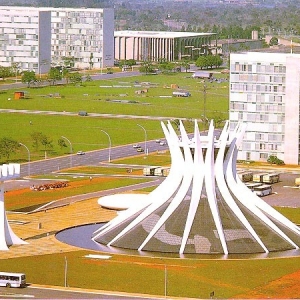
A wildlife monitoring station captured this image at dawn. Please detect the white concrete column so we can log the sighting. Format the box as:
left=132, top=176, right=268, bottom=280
left=0, top=164, right=27, bottom=250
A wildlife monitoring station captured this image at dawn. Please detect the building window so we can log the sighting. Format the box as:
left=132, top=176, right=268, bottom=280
left=259, top=153, right=268, bottom=159
left=246, top=152, right=251, bottom=160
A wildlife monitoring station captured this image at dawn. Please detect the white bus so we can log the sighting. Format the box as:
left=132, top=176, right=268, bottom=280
left=0, top=272, right=26, bottom=288
left=253, top=184, right=273, bottom=197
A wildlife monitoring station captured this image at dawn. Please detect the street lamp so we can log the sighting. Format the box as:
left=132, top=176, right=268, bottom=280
left=164, top=263, right=167, bottom=298
left=19, top=143, right=30, bottom=176
left=137, top=124, right=148, bottom=155
left=203, top=84, right=207, bottom=119
left=101, top=130, right=111, bottom=162
left=61, top=136, right=73, bottom=168
left=64, top=256, right=68, bottom=287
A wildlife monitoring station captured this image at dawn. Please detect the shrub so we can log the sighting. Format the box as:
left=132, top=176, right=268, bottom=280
left=267, top=155, right=285, bottom=165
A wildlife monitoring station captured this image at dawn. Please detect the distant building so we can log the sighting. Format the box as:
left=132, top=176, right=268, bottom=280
left=230, top=51, right=300, bottom=165
left=114, top=30, right=217, bottom=62
left=0, top=7, right=51, bottom=74
left=50, top=7, right=114, bottom=69
left=0, top=6, right=114, bottom=72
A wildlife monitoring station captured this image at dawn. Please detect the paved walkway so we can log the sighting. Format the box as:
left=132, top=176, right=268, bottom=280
left=3, top=197, right=117, bottom=259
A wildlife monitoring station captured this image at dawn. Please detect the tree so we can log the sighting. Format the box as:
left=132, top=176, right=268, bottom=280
left=89, top=53, right=94, bottom=69
left=47, top=67, right=62, bottom=86
left=195, top=56, right=208, bottom=69
left=158, top=60, right=176, bottom=74
left=41, top=135, right=53, bottom=152
left=85, top=74, right=93, bottom=82
left=269, top=36, right=279, bottom=46
left=21, top=71, right=37, bottom=87
left=212, top=55, right=223, bottom=68
left=31, top=132, right=44, bottom=151
left=267, top=155, right=284, bottom=165
left=139, top=61, right=155, bottom=74
left=69, top=72, right=83, bottom=85
left=58, top=138, right=67, bottom=150
left=180, top=61, right=190, bottom=72
left=0, top=66, right=14, bottom=80
left=62, top=56, right=75, bottom=68
left=0, top=137, right=20, bottom=160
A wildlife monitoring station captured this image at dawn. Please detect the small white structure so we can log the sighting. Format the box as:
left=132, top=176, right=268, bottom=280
left=0, top=164, right=27, bottom=250
left=93, top=120, right=300, bottom=254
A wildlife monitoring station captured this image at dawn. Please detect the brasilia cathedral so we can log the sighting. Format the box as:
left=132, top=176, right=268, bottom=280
left=92, top=120, right=300, bottom=255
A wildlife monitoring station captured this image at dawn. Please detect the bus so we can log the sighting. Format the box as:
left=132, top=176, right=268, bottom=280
left=0, top=272, right=26, bottom=288
left=245, top=182, right=263, bottom=191
left=238, top=171, right=253, bottom=182
left=252, top=184, right=273, bottom=197
left=253, top=173, right=268, bottom=183
left=262, top=173, right=280, bottom=184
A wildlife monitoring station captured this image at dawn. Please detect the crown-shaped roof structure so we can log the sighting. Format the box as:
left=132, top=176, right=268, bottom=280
left=92, top=120, right=300, bottom=254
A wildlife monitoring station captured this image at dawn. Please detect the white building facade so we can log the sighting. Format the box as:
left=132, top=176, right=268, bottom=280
left=51, top=7, right=114, bottom=69
left=115, top=31, right=217, bottom=62
left=230, top=52, right=300, bottom=165
left=0, top=6, right=114, bottom=72
left=0, top=7, right=51, bottom=74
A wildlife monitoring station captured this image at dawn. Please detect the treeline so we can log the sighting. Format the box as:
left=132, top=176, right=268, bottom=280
left=0, top=133, right=69, bottom=162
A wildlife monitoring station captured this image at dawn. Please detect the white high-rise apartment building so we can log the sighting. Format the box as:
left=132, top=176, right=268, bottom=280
left=230, top=52, right=300, bottom=165
left=0, top=7, right=51, bottom=73
left=50, top=7, right=114, bottom=69
left=0, top=6, right=114, bottom=73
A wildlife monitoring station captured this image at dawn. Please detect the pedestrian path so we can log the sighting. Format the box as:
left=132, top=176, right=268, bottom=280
left=2, top=197, right=117, bottom=259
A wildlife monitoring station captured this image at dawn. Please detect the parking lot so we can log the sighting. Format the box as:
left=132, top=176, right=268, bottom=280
left=239, top=170, right=300, bottom=208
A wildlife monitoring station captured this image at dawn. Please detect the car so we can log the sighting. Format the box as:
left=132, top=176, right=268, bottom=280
left=77, top=151, right=85, bottom=155
left=137, top=148, right=144, bottom=152
left=133, top=144, right=141, bottom=148
left=78, top=111, right=88, bottom=116
left=159, top=141, right=166, bottom=146
left=155, top=139, right=161, bottom=143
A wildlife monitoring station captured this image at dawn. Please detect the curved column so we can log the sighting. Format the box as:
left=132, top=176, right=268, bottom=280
left=139, top=121, right=194, bottom=250
left=0, top=164, right=27, bottom=250
left=217, top=123, right=268, bottom=253
left=225, top=125, right=299, bottom=250
left=180, top=120, right=205, bottom=253
left=94, top=121, right=185, bottom=245
left=205, top=121, right=228, bottom=254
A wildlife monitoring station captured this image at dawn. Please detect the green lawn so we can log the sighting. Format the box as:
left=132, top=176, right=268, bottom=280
left=0, top=73, right=229, bottom=120
left=0, top=72, right=228, bottom=163
left=1, top=249, right=300, bottom=298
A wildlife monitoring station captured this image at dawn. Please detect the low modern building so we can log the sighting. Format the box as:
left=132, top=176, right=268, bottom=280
left=114, top=30, right=217, bottom=62
left=0, top=6, right=114, bottom=73
left=229, top=51, right=300, bottom=165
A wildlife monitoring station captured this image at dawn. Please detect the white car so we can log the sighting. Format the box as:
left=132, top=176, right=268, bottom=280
left=77, top=151, right=85, bottom=155
left=159, top=141, right=166, bottom=146
left=133, top=144, right=140, bottom=148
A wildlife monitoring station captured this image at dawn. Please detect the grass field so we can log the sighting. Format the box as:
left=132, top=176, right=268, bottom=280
left=0, top=73, right=229, bottom=119
left=1, top=248, right=300, bottom=298
left=0, top=72, right=228, bottom=163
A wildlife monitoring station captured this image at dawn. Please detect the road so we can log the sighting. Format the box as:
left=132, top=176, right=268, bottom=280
left=0, top=285, right=165, bottom=299
left=0, top=70, right=141, bottom=91
left=17, top=139, right=169, bottom=178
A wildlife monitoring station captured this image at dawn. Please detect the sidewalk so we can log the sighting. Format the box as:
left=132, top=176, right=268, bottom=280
left=237, top=162, right=300, bottom=173
left=2, top=197, right=117, bottom=259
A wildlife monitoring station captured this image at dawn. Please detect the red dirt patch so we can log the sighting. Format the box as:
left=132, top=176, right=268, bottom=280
left=234, top=269, right=300, bottom=298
